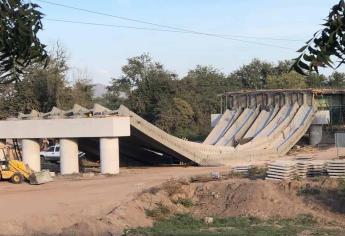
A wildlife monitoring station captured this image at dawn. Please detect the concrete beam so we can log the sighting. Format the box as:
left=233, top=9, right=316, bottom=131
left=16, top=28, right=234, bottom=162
left=60, top=138, right=79, bottom=175
left=22, top=139, right=40, bottom=172
left=0, top=117, right=130, bottom=139
left=100, top=138, right=119, bottom=174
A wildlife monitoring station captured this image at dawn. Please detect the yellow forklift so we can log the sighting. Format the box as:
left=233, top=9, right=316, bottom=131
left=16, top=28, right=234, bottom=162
left=0, top=143, right=53, bottom=184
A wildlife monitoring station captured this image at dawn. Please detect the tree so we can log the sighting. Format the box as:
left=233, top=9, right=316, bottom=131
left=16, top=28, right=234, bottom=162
left=103, top=77, right=131, bottom=110
left=327, top=71, right=345, bottom=88
left=230, top=59, right=275, bottom=89
left=70, top=69, right=94, bottom=108
left=156, top=98, right=195, bottom=137
left=0, top=0, right=48, bottom=83
left=293, top=0, right=345, bottom=74
left=267, top=72, right=307, bottom=89
left=26, top=44, right=72, bottom=112
left=106, top=54, right=177, bottom=121
left=0, top=45, right=96, bottom=118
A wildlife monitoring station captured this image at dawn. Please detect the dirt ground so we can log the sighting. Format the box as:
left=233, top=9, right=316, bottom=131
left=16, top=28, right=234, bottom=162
left=0, top=166, right=230, bottom=235
left=0, top=145, right=342, bottom=235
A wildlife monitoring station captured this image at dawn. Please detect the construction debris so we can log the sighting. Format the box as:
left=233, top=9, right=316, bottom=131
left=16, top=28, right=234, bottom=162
left=266, top=161, right=295, bottom=180
left=326, top=160, right=345, bottom=178
left=308, top=160, right=327, bottom=177
left=295, top=157, right=313, bottom=179
left=231, top=165, right=252, bottom=175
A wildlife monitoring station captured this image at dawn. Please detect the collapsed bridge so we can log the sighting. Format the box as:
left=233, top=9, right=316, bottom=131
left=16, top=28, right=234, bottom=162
left=0, top=89, right=323, bottom=173
left=118, top=90, right=317, bottom=166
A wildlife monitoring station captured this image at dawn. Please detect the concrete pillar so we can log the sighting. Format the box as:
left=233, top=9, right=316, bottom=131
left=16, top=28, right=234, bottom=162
left=100, top=138, right=119, bottom=174
left=60, top=138, right=79, bottom=175
left=310, top=125, right=323, bottom=146
left=0, top=139, right=6, bottom=161
left=249, top=95, right=256, bottom=108
left=22, top=139, right=40, bottom=172
left=284, top=93, right=290, bottom=105
left=303, top=93, right=309, bottom=105
left=268, top=94, right=274, bottom=106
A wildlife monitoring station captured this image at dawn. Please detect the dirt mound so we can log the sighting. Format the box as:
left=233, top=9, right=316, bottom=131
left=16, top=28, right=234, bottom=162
left=191, top=179, right=310, bottom=218
left=60, top=177, right=345, bottom=235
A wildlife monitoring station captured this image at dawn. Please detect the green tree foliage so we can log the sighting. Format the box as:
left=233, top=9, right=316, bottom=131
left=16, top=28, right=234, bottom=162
left=267, top=72, right=307, bottom=89
left=178, top=65, right=237, bottom=138
left=0, top=46, right=94, bottom=118
left=0, top=0, right=48, bottom=83
left=293, top=0, right=345, bottom=74
left=70, top=69, right=95, bottom=108
left=25, top=45, right=73, bottom=112
left=230, top=59, right=274, bottom=89
left=156, top=98, right=195, bottom=138
left=103, top=77, right=131, bottom=110
left=105, top=55, right=332, bottom=140
left=327, top=71, right=345, bottom=88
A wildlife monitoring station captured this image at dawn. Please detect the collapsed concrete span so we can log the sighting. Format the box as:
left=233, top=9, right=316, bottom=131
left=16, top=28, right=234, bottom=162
left=118, top=90, right=316, bottom=166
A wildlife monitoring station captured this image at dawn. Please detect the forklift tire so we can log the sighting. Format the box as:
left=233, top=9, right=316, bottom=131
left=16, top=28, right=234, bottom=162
left=11, top=173, right=23, bottom=184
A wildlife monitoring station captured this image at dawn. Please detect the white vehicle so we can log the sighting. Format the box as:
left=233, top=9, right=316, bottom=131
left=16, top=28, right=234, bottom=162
left=40, top=145, right=85, bottom=162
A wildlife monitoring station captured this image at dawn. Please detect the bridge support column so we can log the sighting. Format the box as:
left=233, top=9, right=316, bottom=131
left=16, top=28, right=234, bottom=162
left=22, top=139, right=40, bottom=172
left=303, top=93, right=309, bottom=105
left=60, top=138, right=79, bottom=175
left=0, top=139, right=5, bottom=161
left=310, top=125, right=322, bottom=146
left=100, top=137, right=119, bottom=174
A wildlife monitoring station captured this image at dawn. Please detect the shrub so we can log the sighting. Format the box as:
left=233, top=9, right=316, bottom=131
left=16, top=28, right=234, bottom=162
left=174, top=198, right=194, bottom=208
left=298, top=185, right=321, bottom=196
left=162, top=180, right=182, bottom=196
left=145, top=202, right=170, bottom=219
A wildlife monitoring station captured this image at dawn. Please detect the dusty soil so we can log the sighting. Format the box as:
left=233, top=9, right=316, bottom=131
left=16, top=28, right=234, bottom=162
left=62, top=176, right=345, bottom=236
left=0, top=145, right=342, bottom=236
left=0, top=166, right=229, bottom=236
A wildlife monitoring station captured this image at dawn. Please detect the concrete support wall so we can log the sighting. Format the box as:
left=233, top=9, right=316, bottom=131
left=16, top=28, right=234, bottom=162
left=310, top=125, right=323, bottom=146
left=60, top=138, right=79, bottom=175
left=22, top=139, right=40, bottom=172
left=100, top=138, right=119, bottom=174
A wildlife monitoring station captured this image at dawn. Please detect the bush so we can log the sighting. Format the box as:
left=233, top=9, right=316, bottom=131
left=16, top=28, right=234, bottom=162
left=248, top=166, right=267, bottom=180
left=162, top=180, right=182, bottom=196
left=145, top=202, right=170, bottom=219
left=298, top=185, right=321, bottom=196
left=337, top=179, right=345, bottom=202
left=174, top=198, right=194, bottom=208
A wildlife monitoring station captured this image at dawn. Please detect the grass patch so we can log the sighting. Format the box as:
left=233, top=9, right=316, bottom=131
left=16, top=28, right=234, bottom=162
left=298, top=185, right=321, bottom=196
left=337, top=179, right=345, bottom=202
left=248, top=166, right=267, bottom=180
left=174, top=198, right=194, bottom=208
left=162, top=180, right=183, bottom=196
left=125, top=214, right=344, bottom=236
left=145, top=202, right=170, bottom=219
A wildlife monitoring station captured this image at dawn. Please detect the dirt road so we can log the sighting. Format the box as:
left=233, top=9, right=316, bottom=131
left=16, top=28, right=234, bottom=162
left=0, top=146, right=339, bottom=235
left=0, top=166, right=231, bottom=235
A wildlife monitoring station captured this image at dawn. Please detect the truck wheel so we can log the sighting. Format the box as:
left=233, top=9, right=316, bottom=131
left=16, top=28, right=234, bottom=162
left=11, top=173, right=23, bottom=184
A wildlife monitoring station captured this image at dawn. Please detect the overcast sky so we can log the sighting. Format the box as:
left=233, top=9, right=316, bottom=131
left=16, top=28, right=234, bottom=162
left=38, top=0, right=340, bottom=84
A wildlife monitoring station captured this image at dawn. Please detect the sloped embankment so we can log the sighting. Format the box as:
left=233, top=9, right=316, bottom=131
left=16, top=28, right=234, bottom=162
left=60, top=177, right=345, bottom=235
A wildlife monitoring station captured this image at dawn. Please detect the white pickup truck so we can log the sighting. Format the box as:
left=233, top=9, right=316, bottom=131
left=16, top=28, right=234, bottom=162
left=40, top=145, right=85, bottom=162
